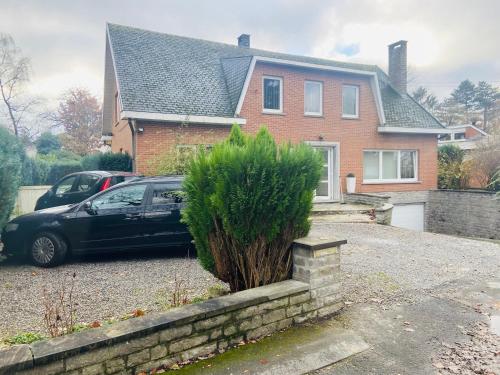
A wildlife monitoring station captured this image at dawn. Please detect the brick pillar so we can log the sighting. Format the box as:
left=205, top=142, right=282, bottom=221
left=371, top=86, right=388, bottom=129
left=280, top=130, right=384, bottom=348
left=292, top=237, right=346, bottom=317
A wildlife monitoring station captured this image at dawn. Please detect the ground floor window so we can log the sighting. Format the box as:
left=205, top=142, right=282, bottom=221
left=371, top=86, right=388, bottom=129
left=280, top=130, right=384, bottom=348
left=363, top=150, right=417, bottom=183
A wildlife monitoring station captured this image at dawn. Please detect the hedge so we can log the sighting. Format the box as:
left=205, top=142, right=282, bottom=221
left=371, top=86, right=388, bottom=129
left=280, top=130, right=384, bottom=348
left=182, top=125, right=322, bottom=291
left=46, top=161, right=83, bottom=184
left=0, top=127, right=24, bottom=229
left=81, top=152, right=132, bottom=172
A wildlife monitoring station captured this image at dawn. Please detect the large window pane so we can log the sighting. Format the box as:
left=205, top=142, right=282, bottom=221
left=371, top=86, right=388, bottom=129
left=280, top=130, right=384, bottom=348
left=342, top=85, right=358, bottom=117
left=305, top=81, right=322, bottom=115
left=363, top=151, right=379, bottom=180
left=263, top=77, right=281, bottom=111
left=400, top=151, right=416, bottom=179
left=382, top=151, right=398, bottom=179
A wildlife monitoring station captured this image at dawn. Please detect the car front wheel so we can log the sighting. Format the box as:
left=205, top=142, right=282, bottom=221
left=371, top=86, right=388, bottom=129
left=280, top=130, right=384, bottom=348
left=29, top=232, right=67, bottom=267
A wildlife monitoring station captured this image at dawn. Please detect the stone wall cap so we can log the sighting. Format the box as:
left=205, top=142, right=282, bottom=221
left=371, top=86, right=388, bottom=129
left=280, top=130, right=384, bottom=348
left=293, top=237, right=347, bottom=250
left=0, top=344, right=33, bottom=374
left=18, top=279, right=309, bottom=366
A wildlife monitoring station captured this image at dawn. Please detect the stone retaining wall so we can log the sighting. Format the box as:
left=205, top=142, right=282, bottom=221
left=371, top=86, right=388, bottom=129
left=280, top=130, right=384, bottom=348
left=427, top=190, right=499, bottom=239
left=344, top=192, right=390, bottom=208
left=0, top=238, right=345, bottom=375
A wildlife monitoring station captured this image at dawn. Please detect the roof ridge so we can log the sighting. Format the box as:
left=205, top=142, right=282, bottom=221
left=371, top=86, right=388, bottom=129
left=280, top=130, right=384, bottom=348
left=106, top=22, right=379, bottom=72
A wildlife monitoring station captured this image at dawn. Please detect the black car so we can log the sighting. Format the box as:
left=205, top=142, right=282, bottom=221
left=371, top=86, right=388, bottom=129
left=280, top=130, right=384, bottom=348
left=34, top=171, right=139, bottom=210
left=1, top=176, right=191, bottom=267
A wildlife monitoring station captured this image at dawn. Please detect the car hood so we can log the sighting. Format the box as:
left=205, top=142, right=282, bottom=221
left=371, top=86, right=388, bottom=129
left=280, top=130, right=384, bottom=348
left=11, top=204, right=76, bottom=223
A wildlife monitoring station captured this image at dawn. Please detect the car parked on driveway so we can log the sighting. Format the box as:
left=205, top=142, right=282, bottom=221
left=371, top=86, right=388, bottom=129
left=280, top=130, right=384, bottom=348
left=34, top=171, right=139, bottom=210
left=1, top=176, right=191, bottom=267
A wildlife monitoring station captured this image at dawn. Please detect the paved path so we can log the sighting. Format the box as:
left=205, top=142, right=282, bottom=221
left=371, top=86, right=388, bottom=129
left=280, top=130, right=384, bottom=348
left=308, top=223, right=500, bottom=375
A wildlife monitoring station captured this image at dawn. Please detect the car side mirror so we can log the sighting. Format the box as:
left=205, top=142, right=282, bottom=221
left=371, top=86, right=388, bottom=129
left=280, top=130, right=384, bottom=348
left=83, top=201, right=96, bottom=215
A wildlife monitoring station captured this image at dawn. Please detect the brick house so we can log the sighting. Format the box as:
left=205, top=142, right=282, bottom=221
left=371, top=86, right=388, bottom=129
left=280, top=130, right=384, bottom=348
left=102, top=23, right=447, bottom=206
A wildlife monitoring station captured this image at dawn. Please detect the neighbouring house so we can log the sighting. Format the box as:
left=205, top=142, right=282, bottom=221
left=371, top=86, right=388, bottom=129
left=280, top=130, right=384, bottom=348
left=102, top=23, right=448, bottom=224
left=438, top=124, right=489, bottom=151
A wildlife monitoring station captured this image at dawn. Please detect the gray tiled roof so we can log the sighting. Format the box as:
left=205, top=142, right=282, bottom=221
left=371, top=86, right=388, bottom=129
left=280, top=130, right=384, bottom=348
left=107, top=23, right=444, bottom=129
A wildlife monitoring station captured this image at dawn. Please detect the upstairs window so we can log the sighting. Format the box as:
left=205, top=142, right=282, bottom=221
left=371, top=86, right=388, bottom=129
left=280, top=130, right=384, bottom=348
left=453, top=132, right=466, bottom=140
left=263, top=76, right=283, bottom=113
left=304, top=81, right=323, bottom=116
left=342, top=85, right=359, bottom=118
left=363, top=150, right=417, bottom=183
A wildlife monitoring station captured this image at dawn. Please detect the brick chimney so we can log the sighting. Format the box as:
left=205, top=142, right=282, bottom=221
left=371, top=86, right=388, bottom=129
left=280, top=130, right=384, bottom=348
left=388, top=40, right=407, bottom=93
left=238, top=34, right=250, bottom=48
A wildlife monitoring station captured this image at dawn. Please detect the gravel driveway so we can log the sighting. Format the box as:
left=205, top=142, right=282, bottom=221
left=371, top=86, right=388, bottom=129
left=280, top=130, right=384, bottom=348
left=1, top=223, right=498, bottom=343
left=0, top=248, right=226, bottom=340
left=309, top=223, right=500, bottom=303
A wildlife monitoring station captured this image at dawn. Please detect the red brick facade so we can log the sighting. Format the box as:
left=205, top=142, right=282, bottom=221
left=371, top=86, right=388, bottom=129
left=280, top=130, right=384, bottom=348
left=112, top=61, right=438, bottom=193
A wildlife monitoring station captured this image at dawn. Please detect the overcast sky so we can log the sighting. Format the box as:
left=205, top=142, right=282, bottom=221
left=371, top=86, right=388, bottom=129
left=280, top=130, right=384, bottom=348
left=1, top=0, right=499, bottom=109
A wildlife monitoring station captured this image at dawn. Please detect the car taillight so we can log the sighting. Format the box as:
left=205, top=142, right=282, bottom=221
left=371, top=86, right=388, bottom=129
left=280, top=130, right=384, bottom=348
left=100, top=177, right=111, bottom=191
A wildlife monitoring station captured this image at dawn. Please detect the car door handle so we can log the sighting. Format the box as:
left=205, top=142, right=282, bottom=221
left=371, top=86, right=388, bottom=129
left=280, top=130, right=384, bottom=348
left=125, top=213, right=142, bottom=220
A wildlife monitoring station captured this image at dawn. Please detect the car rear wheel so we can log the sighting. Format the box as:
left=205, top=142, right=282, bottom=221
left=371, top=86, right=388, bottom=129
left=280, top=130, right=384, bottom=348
left=29, top=232, right=67, bottom=267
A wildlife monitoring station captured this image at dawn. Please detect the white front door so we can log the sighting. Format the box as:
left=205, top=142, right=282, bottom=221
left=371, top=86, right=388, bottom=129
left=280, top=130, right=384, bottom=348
left=314, top=146, right=338, bottom=202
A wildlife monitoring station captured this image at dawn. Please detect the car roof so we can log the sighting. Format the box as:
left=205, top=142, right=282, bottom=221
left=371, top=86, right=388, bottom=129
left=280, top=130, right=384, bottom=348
left=127, top=175, right=185, bottom=184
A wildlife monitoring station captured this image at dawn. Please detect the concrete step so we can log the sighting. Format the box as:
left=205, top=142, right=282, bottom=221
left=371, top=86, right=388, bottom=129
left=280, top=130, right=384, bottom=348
left=312, top=213, right=376, bottom=224
left=174, top=323, right=369, bottom=374
left=312, top=203, right=374, bottom=216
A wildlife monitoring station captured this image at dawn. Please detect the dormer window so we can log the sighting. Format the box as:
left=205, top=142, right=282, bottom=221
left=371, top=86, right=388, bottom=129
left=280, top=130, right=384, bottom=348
left=263, top=76, right=283, bottom=113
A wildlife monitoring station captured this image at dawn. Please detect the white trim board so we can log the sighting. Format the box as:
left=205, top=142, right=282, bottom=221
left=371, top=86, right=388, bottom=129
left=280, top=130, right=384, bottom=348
left=234, top=56, right=386, bottom=126
left=378, top=127, right=450, bottom=134
left=121, top=111, right=246, bottom=125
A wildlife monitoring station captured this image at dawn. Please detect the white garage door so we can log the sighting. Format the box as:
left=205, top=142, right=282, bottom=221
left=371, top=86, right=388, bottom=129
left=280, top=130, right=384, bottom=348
left=391, top=203, right=424, bottom=231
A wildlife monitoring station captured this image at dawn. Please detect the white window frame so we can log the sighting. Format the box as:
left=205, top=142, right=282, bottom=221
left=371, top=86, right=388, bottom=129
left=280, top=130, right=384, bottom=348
left=304, top=80, right=323, bottom=116
left=262, top=75, right=283, bottom=114
left=342, top=85, right=359, bottom=119
left=363, top=150, right=418, bottom=184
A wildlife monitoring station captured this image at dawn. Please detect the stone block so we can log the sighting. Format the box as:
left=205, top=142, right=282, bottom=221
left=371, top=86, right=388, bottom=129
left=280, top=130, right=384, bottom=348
left=210, top=328, right=222, bottom=340
left=258, top=297, right=288, bottom=312
left=317, top=302, right=344, bottom=318
left=135, top=356, right=179, bottom=374
left=289, top=292, right=310, bottom=305
left=293, top=310, right=318, bottom=324
left=277, top=318, right=293, bottom=330
left=81, top=363, right=104, bottom=375
left=159, top=325, right=192, bottom=343
left=179, top=343, right=217, bottom=362
left=223, top=324, right=238, bottom=337
left=310, top=283, right=341, bottom=298
left=65, top=347, right=110, bottom=371
left=193, top=314, right=230, bottom=331
left=17, top=360, right=64, bottom=375
left=150, top=344, right=168, bottom=360
left=286, top=304, right=303, bottom=318
left=127, top=348, right=150, bottom=367
left=105, top=357, right=126, bottom=374
left=314, top=293, right=342, bottom=308
left=262, top=308, right=286, bottom=325
left=169, top=335, right=209, bottom=354
left=246, top=322, right=278, bottom=340
left=239, top=315, right=262, bottom=331
left=234, top=305, right=259, bottom=320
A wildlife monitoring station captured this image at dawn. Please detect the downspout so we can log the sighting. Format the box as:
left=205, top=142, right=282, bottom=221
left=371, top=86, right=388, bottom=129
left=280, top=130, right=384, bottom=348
left=127, top=119, right=137, bottom=172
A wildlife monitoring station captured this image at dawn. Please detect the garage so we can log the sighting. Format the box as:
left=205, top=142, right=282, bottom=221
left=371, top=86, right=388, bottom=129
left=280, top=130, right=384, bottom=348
left=391, top=203, right=425, bottom=231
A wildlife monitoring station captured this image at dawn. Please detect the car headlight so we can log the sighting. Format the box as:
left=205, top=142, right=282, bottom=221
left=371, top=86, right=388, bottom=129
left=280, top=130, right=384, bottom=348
left=4, top=223, right=19, bottom=232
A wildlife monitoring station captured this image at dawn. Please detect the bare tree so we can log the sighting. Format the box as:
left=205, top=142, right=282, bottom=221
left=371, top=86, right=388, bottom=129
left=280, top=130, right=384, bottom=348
left=50, top=88, right=102, bottom=155
left=0, top=33, right=34, bottom=138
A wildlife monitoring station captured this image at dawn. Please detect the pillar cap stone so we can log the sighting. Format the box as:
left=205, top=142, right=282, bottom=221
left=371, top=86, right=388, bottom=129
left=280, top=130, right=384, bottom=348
left=293, top=237, right=347, bottom=251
